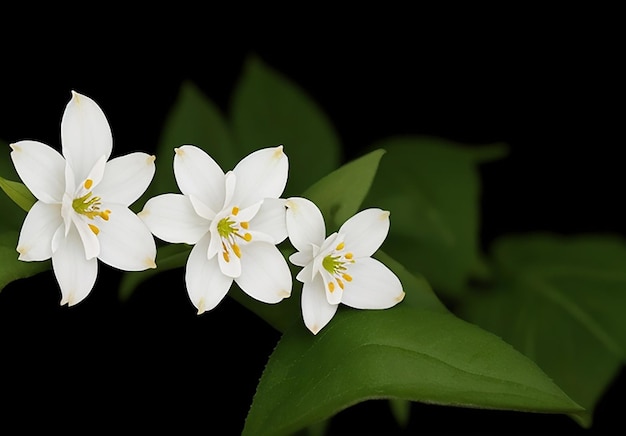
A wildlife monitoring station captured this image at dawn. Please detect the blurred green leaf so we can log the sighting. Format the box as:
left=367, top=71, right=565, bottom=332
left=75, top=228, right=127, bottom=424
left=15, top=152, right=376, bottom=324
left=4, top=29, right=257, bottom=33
left=118, top=243, right=191, bottom=301
left=231, top=55, right=341, bottom=197
left=0, top=231, right=49, bottom=292
left=149, top=80, right=235, bottom=198
left=243, top=305, right=583, bottom=436
left=303, top=149, right=385, bottom=230
left=458, top=233, right=626, bottom=427
left=363, top=136, right=505, bottom=299
left=0, top=140, right=27, bottom=231
left=0, top=176, right=36, bottom=213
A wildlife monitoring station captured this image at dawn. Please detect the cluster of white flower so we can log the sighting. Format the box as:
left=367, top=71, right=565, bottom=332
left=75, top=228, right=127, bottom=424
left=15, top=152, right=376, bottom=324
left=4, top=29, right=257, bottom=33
left=10, top=91, right=404, bottom=334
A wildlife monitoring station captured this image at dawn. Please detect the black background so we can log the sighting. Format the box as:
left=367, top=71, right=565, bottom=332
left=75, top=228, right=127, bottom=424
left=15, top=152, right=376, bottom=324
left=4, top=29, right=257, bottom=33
left=0, top=14, right=622, bottom=435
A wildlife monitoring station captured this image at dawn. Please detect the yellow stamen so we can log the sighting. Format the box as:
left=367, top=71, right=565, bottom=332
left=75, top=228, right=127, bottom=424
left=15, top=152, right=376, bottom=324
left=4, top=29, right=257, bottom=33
left=343, top=273, right=353, bottom=282
left=84, top=179, right=93, bottom=189
left=240, top=221, right=249, bottom=229
left=88, top=224, right=100, bottom=235
left=336, top=242, right=345, bottom=251
left=223, top=251, right=230, bottom=262
left=232, top=243, right=242, bottom=258
left=328, top=282, right=335, bottom=293
left=337, top=279, right=344, bottom=290
left=345, top=252, right=353, bottom=260
left=232, top=206, right=239, bottom=216
left=243, top=233, right=252, bottom=242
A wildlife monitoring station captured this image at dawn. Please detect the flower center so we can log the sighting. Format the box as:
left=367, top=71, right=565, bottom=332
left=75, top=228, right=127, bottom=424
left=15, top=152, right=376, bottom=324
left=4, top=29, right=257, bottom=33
left=71, top=178, right=111, bottom=235
left=322, top=241, right=354, bottom=292
left=216, top=206, right=252, bottom=263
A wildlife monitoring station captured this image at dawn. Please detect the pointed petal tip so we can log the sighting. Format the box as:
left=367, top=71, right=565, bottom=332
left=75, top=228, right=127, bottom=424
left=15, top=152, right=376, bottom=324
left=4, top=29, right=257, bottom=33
left=381, top=210, right=391, bottom=219
left=395, top=291, right=406, bottom=303
left=278, top=289, right=291, bottom=299
left=309, top=324, right=321, bottom=335
left=147, top=155, right=156, bottom=164
left=196, top=298, right=206, bottom=315
left=273, top=145, right=284, bottom=158
left=145, top=258, right=157, bottom=269
left=9, top=143, right=19, bottom=152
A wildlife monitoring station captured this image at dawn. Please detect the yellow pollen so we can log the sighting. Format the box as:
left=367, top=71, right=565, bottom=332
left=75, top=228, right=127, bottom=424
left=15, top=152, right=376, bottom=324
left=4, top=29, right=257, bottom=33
left=232, top=243, right=242, bottom=258
left=232, top=206, right=239, bottom=215
left=343, top=273, right=353, bottom=282
left=223, top=251, right=230, bottom=263
left=243, top=233, right=252, bottom=242
left=240, top=221, right=249, bottom=229
left=88, top=224, right=100, bottom=235
left=345, top=252, right=353, bottom=260
left=84, top=179, right=93, bottom=189
left=337, top=279, right=344, bottom=290
left=328, top=282, right=335, bottom=292
left=336, top=242, right=345, bottom=251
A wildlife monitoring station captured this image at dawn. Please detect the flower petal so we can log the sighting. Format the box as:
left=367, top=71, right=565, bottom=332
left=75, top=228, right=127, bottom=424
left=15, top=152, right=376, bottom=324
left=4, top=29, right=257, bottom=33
left=290, top=251, right=313, bottom=268
left=139, top=194, right=210, bottom=244
left=231, top=145, right=288, bottom=207
left=16, top=201, right=63, bottom=261
left=95, top=153, right=156, bottom=206
left=174, top=145, right=225, bottom=212
left=97, top=204, right=156, bottom=271
left=339, top=208, right=390, bottom=258
left=61, top=91, right=112, bottom=183
left=186, top=233, right=233, bottom=314
left=340, top=257, right=405, bottom=309
left=71, top=213, right=100, bottom=260
left=301, top=275, right=339, bottom=335
left=10, top=140, right=66, bottom=203
left=51, top=225, right=98, bottom=306
left=250, top=198, right=287, bottom=244
left=285, top=197, right=326, bottom=252
left=217, top=241, right=242, bottom=278
left=236, top=242, right=292, bottom=304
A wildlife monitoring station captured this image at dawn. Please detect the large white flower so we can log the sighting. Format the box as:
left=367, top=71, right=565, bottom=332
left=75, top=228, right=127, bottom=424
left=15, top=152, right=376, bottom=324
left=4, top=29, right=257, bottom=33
left=139, top=145, right=292, bottom=314
left=10, top=91, right=157, bottom=306
left=285, top=197, right=405, bottom=334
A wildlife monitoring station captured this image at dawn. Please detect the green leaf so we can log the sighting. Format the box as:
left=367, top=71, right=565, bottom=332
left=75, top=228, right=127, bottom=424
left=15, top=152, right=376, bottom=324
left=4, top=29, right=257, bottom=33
left=0, top=140, right=28, bottom=231
left=362, top=136, right=504, bottom=298
left=231, top=55, right=341, bottom=197
left=303, top=149, right=386, bottom=229
left=243, top=305, right=583, bottom=436
left=0, top=231, right=49, bottom=292
left=150, top=80, right=236, bottom=198
left=118, top=243, right=191, bottom=301
left=0, top=176, right=36, bottom=213
left=458, top=233, right=626, bottom=427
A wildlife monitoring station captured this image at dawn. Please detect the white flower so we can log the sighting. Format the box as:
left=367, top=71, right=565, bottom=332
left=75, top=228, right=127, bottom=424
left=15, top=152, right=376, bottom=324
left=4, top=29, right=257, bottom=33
left=139, top=145, right=292, bottom=314
left=10, top=91, right=157, bottom=306
left=285, top=197, right=405, bottom=334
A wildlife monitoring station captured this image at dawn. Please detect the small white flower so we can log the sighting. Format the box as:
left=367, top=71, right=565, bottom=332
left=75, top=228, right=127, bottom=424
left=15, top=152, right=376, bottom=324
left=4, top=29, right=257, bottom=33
left=10, top=91, right=157, bottom=306
left=139, top=145, right=292, bottom=314
left=285, top=197, right=405, bottom=334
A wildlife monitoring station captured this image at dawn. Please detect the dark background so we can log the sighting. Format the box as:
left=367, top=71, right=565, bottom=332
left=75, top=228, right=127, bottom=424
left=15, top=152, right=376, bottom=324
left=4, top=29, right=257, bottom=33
left=0, top=16, right=622, bottom=435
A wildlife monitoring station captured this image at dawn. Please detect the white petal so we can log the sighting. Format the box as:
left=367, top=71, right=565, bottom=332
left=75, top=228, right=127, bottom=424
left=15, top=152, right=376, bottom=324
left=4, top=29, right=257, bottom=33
left=10, top=140, right=66, bottom=203
left=96, top=204, right=156, bottom=271
left=71, top=213, right=100, bottom=260
left=321, top=269, right=344, bottom=306
left=16, top=201, right=63, bottom=261
left=189, top=195, right=216, bottom=221
left=339, top=208, right=390, bottom=258
left=301, top=275, right=339, bottom=335
left=340, top=257, right=405, bottom=309
left=139, top=194, right=210, bottom=244
left=217, top=241, right=242, bottom=278
left=250, top=198, right=287, bottom=244
left=61, top=91, right=112, bottom=183
left=185, top=233, right=233, bottom=314
left=236, top=242, right=292, bottom=303
left=285, top=197, right=326, bottom=252
left=289, top=250, right=313, bottom=268
left=82, top=155, right=107, bottom=188
left=52, top=225, right=98, bottom=306
left=95, top=153, right=156, bottom=206
left=174, top=145, right=225, bottom=212
left=231, top=145, right=288, bottom=207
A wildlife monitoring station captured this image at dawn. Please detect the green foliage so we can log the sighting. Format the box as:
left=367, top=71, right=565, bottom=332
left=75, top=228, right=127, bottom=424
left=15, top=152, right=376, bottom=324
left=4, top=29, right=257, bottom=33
left=243, top=305, right=582, bottom=436
left=363, top=137, right=507, bottom=299
left=0, top=231, right=49, bottom=292
left=458, top=234, right=626, bottom=427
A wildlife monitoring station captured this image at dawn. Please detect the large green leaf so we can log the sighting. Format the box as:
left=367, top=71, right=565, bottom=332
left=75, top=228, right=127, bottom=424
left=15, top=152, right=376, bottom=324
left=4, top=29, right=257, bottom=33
left=243, top=305, right=583, bottom=436
left=362, top=136, right=506, bottom=299
left=230, top=55, right=341, bottom=197
left=0, top=176, right=36, bottom=213
left=458, top=233, right=626, bottom=427
left=0, top=231, right=49, bottom=292
left=149, top=80, right=236, bottom=198
left=0, top=140, right=28, bottom=231
left=303, top=148, right=385, bottom=230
